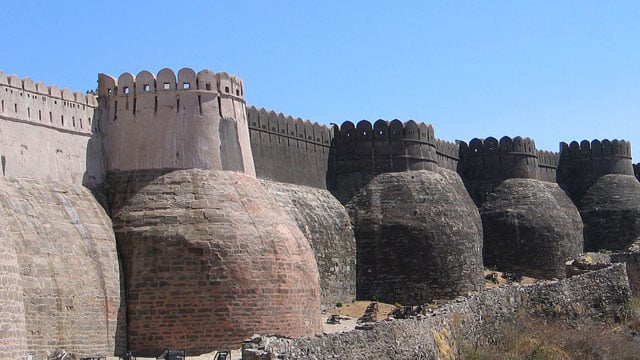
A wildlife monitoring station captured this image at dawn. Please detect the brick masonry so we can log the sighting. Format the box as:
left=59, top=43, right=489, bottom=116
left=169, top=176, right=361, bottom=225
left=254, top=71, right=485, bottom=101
left=0, top=177, right=124, bottom=359
left=348, top=168, right=484, bottom=304
left=261, top=179, right=356, bottom=310
left=481, top=178, right=584, bottom=279
left=107, top=169, right=322, bottom=356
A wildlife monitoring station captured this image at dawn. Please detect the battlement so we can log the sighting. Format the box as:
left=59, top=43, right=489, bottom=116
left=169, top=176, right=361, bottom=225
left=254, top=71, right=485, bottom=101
left=98, top=67, right=255, bottom=175
left=536, top=150, right=560, bottom=182
left=458, top=136, right=540, bottom=182
left=557, top=139, right=634, bottom=201
left=333, top=119, right=437, bottom=175
left=434, top=139, right=460, bottom=171
left=247, top=106, right=333, bottom=188
left=0, top=71, right=97, bottom=135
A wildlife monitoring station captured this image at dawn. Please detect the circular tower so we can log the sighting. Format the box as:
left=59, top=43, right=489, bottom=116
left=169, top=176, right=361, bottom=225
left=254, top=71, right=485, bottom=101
left=348, top=167, right=484, bottom=305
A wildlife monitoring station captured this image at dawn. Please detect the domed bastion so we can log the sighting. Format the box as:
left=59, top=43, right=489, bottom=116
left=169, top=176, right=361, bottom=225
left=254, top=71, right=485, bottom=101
left=328, top=120, right=484, bottom=304
left=458, top=136, right=583, bottom=279
left=99, top=68, right=323, bottom=355
left=558, top=139, right=640, bottom=251
left=2, top=64, right=640, bottom=358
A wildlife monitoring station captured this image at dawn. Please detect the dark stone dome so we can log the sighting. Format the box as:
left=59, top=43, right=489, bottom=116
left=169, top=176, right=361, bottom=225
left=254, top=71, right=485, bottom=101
left=348, top=168, right=483, bottom=305
left=108, top=169, right=322, bottom=356
left=579, top=174, right=640, bottom=251
left=481, top=178, right=583, bottom=279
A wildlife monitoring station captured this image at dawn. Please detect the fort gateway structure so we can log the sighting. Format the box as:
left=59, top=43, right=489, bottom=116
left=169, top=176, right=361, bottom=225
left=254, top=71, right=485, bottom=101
left=1, top=67, right=640, bottom=358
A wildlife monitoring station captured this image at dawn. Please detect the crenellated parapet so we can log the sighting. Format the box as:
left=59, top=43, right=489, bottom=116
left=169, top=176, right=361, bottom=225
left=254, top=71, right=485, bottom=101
left=434, top=139, right=460, bottom=171
left=333, top=119, right=437, bottom=176
left=97, top=68, right=255, bottom=176
left=247, top=106, right=333, bottom=188
left=557, top=139, right=634, bottom=201
left=0, top=71, right=102, bottom=186
left=536, top=150, right=560, bottom=182
left=0, top=71, right=97, bottom=135
left=458, top=136, right=539, bottom=183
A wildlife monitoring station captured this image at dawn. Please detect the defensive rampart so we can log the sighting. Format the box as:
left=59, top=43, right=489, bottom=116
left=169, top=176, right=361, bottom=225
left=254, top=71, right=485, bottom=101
left=250, top=264, right=631, bottom=359
left=0, top=71, right=103, bottom=186
left=557, top=139, right=633, bottom=202
left=98, top=68, right=255, bottom=176
left=247, top=106, right=332, bottom=188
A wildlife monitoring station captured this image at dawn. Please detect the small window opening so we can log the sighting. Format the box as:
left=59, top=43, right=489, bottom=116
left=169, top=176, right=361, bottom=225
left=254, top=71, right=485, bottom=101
left=49, top=112, right=53, bottom=123
left=123, top=87, right=130, bottom=95
left=27, top=107, right=30, bottom=118
left=38, top=110, right=42, bottom=121
left=72, top=116, right=75, bottom=127
left=79, top=119, right=83, bottom=129
left=108, top=88, right=113, bottom=95
left=205, top=83, right=211, bottom=91
left=61, top=115, right=64, bottom=126
left=144, top=84, right=150, bottom=92
left=224, top=86, right=230, bottom=93
left=183, top=82, right=190, bottom=89
left=1, top=100, right=4, bottom=112
left=14, top=104, right=18, bottom=113
left=163, top=82, right=170, bottom=90
left=236, top=89, right=240, bottom=96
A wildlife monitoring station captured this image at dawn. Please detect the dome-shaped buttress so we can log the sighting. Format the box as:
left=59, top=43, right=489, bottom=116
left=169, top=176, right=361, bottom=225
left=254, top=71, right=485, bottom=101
left=579, top=174, right=640, bottom=251
left=348, top=168, right=483, bottom=305
left=109, top=169, right=322, bottom=356
left=481, top=178, right=583, bottom=279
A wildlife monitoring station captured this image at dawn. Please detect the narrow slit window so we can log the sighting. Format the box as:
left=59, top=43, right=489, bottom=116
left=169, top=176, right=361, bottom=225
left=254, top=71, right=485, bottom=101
left=61, top=115, right=64, bottom=126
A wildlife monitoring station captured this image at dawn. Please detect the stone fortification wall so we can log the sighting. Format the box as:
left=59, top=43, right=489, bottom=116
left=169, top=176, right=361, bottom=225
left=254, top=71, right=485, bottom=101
left=107, top=169, right=322, bottom=356
left=247, top=107, right=332, bottom=188
left=348, top=168, right=484, bottom=304
left=458, top=136, right=539, bottom=204
left=253, top=264, right=631, bottom=359
left=537, top=149, right=559, bottom=182
left=434, top=138, right=460, bottom=171
left=0, top=71, right=103, bottom=186
left=97, top=68, right=255, bottom=175
left=459, top=136, right=582, bottom=279
left=334, top=119, right=437, bottom=176
left=0, top=177, right=125, bottom=358
left=261, top=180, right=356, bottom=310
left=481, top=178, right=583, bottom=279
left=557, top=139, right=640, bottom=251
left=557, top=139, right=633, bottom=202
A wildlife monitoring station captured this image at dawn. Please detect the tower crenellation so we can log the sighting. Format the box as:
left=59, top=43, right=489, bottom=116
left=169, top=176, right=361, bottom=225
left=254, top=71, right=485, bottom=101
left=97, top=67, right=255, bottom=176
left=557, top=139, right=634, bottom=201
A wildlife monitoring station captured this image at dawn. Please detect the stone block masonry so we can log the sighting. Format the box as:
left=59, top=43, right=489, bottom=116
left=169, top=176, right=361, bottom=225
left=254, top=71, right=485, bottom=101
left=0, top=177, right=125, bottom=359
left=107, top=169, right=322, bottom=356
left=256, top=264, right=631, bottom=359
left=261, top=179, right=356, bottom=310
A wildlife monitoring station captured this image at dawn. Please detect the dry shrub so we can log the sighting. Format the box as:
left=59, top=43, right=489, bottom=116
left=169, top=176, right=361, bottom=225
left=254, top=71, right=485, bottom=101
left=459, top=312, right=640, bottom=360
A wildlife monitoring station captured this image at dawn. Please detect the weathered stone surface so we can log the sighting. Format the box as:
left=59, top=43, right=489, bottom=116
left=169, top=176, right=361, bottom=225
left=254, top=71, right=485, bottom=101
left=257, top=264, right=631, bottom=359
left=481, top=178, right=583, bottom=279
left=579, top=174, right=640, bottom=251
left=0, top=177, right=124, bottom=358
left=348, top=168, right=484, bottom=304
left=261, top=180, right=356, bottom=310
left=108, top=169, right=322, bottom=356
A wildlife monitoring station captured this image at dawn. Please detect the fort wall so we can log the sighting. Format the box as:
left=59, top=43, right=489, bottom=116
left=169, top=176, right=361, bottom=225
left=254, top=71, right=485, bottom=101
left=557, top=139, right=634, bottom=202
left=98, top=68, right=255, bottom=176
left=0, top=71, right=103, bottom=186
left=537, top=149, right=559, bottom=182
left=247, top=106, right=332, bottom=188
left=434, top=138, right=460, bottom=171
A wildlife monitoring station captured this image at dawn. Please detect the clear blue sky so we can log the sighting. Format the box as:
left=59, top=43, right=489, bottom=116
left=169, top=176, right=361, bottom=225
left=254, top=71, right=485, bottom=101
left=4, top=1, right=640, bottom=158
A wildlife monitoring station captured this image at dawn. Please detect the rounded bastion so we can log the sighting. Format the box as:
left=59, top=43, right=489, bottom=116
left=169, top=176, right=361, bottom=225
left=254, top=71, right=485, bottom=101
left=480, top=178, right=584, bottom=279
left=579, top=174, right=640, bottom=251
left=348, top=168, right=484, bottom=305
left=108, top=169, right=322, bottom=356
